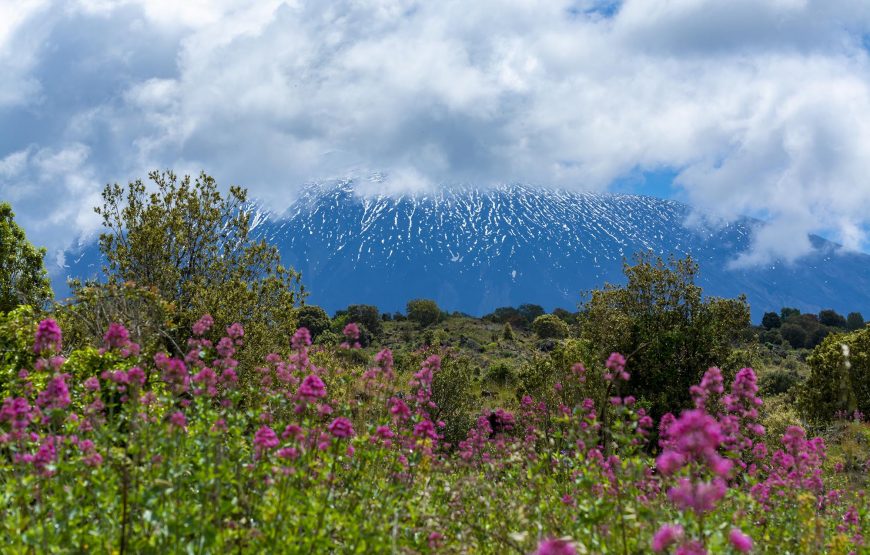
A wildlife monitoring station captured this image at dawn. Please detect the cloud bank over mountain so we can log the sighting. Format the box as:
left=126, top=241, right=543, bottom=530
left=2, top=0, right=870, bottom=268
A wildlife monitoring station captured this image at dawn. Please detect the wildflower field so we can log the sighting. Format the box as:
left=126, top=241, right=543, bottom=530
left=1, top=313, right=866, bottom=554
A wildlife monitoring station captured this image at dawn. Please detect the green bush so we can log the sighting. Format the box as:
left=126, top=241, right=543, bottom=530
left=800, top=326, right=870, bottom=422
left=406, top=298, right=441, bottom=327
left=531, top=314, right=569, bottom=339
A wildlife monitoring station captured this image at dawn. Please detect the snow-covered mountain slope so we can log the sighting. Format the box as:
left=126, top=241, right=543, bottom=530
left=56, top=180, right=870, bottom=320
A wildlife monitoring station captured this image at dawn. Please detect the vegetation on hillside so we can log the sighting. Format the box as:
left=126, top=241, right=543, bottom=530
left=0, top=172, right=868, bottom=553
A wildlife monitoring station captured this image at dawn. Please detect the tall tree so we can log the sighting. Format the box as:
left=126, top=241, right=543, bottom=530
left=95, top=171, right=304, bottom=353
left=580, top=253, right=750, bottom=420
left=0, top=203, right=53, bottom=313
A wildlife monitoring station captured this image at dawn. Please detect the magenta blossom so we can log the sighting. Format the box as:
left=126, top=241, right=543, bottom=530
left=534, top=538, right=577, bottom=555
left=36, top=374, right=71, bottom=411
left=651, top=524, right=684, bottom=552
left=298, top=374, right=327, bottom=401
left=728, top=528, right=752, bottom=553
left=34, top=319, right=62, bottom=355
left=192, top=314, right=214, bottom=336
left=254, top=426, right=280, bottom=456
left=328, top=417, right=355, bottom=439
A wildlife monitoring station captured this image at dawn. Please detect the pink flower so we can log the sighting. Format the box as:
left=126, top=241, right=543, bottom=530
left=341, top=322, right=361, bottom=349
left=651, top=524, right=684, bottom=552
left=169, top=411, right=187, bottom=430
left=34, top=319, right=62, bottom=355
left=605, top=352, right=629, bottom=381
left=37, top=374, right=71, bottom=411
left=328, top=417, right=355, bottom=439
left=675, top=542, right=707, bottom=555
left=728, top=529, right=753, bottom=553
left=389, top=397, right=411, bottom=420
left=102, top=322, right=130, bottom=350
left=298, top=374, right=327, bottom=401
left=226, top=323, right=244, bottom=340
left=83, top=376, right=100, bottom=392
left=254, top=426, right=280, bottom=456
left=534, top=538, right=577, bottom=555
left=413, top=419, right=439, bottom=440
left=292, top=327, right=312, bottom=350
left=668, top=478, right=727, bottom=514
left=192, top=314, right=214, bottom=336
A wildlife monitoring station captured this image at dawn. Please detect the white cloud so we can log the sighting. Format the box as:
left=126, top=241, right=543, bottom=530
left=2, top=0, right=870, bottom=265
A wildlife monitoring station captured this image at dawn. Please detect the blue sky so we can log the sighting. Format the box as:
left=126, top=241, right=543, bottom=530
left=2, top=0, right=870, bottom=272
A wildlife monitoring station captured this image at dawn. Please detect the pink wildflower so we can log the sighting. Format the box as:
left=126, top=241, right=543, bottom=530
left=728, top=528, right=753, bottom=553
left=651, top=524, right=684, bottom=552
left=328, top=417, right=355, bottom=439
left=534, top=538, right=577, bottom=555
left=298, top=374, right=327, bottom=401
left=34, top=319, right=62, bottom=355
left=253, top=426, right=279, bottom=456
left=192, top=314, right=214, bottom=336
left=37, top=374, right=71, bottom=411
left=169, top=411, right=187, bottom=430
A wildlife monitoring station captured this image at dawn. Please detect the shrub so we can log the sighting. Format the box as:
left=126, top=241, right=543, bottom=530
left=346, top=304, right=383, bottom=337
left=406, top=298, right=441, bottom=327
left=294, top=305, right=331, bottom=340
left=800, top=326, right=870, bottom=422
left=532, top=314, right=569, bottom=339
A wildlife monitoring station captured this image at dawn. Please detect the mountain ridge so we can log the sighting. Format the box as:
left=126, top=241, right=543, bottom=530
left=55, top=181, right=870, bottom=321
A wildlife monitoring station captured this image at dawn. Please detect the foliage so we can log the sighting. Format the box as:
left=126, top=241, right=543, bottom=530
left=0, top=305, right=39, bottom=397
left=800, top=325, right=870, bottom=423
left=55, top=281, right=176, bottom=358
left=1, top=316, right=864, bottom=553
left=579, top=254, right=750, bottom=420
left=531, top=314, right=569, bottom=339
left=406, top=298, right=442, bottom=327
left=501, top=322, right=515, bottom=341
left=819, top=309, right=847, bottom=329
left=761, top=311, right=781, bottom=330
left=94, top=171, right=304, bottom=367
left=344, top=304, right=383, bottom=338
left=294, top=305, right=331, bottom=340
left=0, top=203, right=52, bottom=313
left=847, top=312, right=865, bottom=331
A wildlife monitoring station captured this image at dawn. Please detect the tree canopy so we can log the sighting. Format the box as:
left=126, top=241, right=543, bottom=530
left=0, top=203, right=52, bottom=313
left=579, top=253, right=750, bottom=419
left=95, top=171, right=304, bottom=354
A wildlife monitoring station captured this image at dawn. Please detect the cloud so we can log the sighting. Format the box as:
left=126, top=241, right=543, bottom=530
left=2, top=0, right=870, bottom=268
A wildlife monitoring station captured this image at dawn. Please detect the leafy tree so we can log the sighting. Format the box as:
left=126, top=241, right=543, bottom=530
left=761, top=312, right=781, bottom=330
left=532, top=314, right=569, bottom=339
left=406, top=299, right=441, bottom=327
left=846, top=312, right=865, bottom=331
left=57, top=280, right=176, bottom=356
left=780, top=307, right=801, bottom=321
left=780, top=323, right=808, bottom=349
left=800, top=325, right=870, bottom=422
left=346, top=304, right=383, bottom=337
left=518, top=304, right=546, bottom=326
left=579, top=254, right=750, bottom=420
left=484, top=306, right=525, bottom=328
left=95, top=171, right=304, bottom=359
left=294, top=305, right=331, bottom=340
left=0, top=203, right=53, bottom=313
left=818, top=309, right=847, bottom=328
left=552, top=307, right=578, bottom=325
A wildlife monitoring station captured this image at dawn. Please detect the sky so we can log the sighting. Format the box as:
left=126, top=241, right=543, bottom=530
left=2, top=0, right=870, bottom=272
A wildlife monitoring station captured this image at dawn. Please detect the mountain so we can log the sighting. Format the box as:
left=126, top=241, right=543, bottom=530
left=55, top=180, right=870, bottom=321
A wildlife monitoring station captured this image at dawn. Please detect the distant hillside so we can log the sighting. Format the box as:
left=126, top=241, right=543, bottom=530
left=55, top=180, right=870, bottom=320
